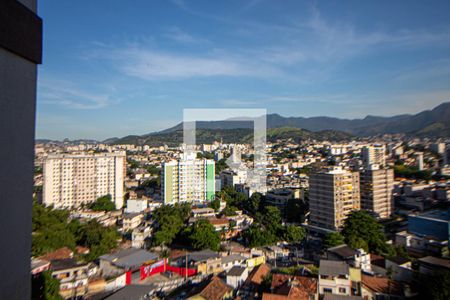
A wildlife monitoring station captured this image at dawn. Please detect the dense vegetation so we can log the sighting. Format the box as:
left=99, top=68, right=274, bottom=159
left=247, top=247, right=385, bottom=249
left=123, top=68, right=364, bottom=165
left=215, top=187, right=307, bottom=247
left=183, top=219, right=221, bottom=251
left=112, top=127, right=354, bottom=146
left=88, top=195, right=116, bottom=211
left=32, top=270, right=62, bottom=300
left=323, top=232, right=345, bottom=249
left=32, top=202, right=119, bottom=260
left=339, top=210, right=411, bottom=258
left=151, top=203, right=191, bottom=247
left=414, top=272, right=450, bottom=300
left=394, top=164, right=432, bottom=181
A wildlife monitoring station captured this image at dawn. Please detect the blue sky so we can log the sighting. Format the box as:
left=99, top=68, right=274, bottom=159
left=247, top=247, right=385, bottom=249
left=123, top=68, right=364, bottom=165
left=36, top=0, right=450, bottom=140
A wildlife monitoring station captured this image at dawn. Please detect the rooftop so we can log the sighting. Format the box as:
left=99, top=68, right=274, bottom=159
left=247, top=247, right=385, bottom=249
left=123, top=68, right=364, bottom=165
left=409, top=209, right=450, bottom=222
left=327, top=244, right=357, bottom=259
left=362, top=275, right=403, bottom=296
left=187, top=249, right=220, bottom=262
left=270, top=274, right=317, bottom=299
left=221, top=254, right=246, bottom=265
left=99, top=248, right=158, bottom=270
left=319, top=260, right=349, bottom=276
left=123, top=212, right=142, bottom=220
left=189, top=276, right=233, bottom=300
left=248, top=263, right=271, bottom=285
left=323, top=295, right=363, bottom=300
left=192, top=207, right=215, bottom=213
left=104, top=284, right=156, bottom=300
left=50, top=258, right=87, bottom=271
left=37, top=246, right=73, bottom=261
left=227, top=266, right=247, bottom=277
left=419, top=256, right=450, bottom=270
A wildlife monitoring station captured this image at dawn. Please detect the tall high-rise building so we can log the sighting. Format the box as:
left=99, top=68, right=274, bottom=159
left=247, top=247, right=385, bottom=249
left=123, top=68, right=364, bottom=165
left=415, top=152, right=424, bottom=170
left=43, top=152, right=126, bottom=209
left=309, top=167, right=360, bottom=231
left=361, top=144, right=386, bottom=168
left=360, top=165, right=394, bottom=219
left=430, top=143, right=446, bottom=155
left=162, top=155, right=215, bottom=204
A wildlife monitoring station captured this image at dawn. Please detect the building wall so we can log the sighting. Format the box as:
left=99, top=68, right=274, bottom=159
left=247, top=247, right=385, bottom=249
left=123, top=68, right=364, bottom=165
left=0, top=0, right=41, bottom=298
left=409, top=215, right=449, bottom=241
left=310, top=168, right=360, bottom=231
left=318, top=277, right=351, bottom=295
left=162, top=158, right=215, bottom=204
left=42, top=152, right=125, bottom=209
left=360, top=168, right=394, bottom=219
left=362, top=145, right=386, bottom=168
left=226, top=269, right=248, bottom=289
left=126, top=199, right=148, bottom=213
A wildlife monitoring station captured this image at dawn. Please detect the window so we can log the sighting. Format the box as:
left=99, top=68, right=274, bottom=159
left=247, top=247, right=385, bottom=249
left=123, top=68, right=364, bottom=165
left=339, top=287, right=346, bottom=293
left=323, top=288, right=332, bottom=293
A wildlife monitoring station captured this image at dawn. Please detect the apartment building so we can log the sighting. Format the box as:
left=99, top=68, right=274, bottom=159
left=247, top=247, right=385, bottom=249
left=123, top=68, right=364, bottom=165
left=309, top=167, right=360, bottom=231
left=162, top=155, right=215, bottom=204
left=220, top=169, right=247, bottom=188
left=318, top=260, right=351, bottom=296
left=42, top=152, right=126, bottom=209
left=361, top=144, right=386, bottom=168
left=360, top=166, right=394, bottom=219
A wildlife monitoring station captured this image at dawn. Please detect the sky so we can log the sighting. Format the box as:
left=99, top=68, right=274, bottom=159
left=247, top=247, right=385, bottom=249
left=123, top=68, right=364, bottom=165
left=36, top=0, right=450, bottom=140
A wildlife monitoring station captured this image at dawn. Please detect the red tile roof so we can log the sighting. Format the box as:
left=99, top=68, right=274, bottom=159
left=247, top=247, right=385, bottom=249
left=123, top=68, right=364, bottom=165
left=38, top=247, right=73, bottom=261
left=248, top=263, right=271, bottom=285
left=198, top=276, right=233, bottom=300
left=262, top=293, right=292, bottom=300
left=362, top=275, right=403, bottom=296
left=270, top=274, right=317, bottom=299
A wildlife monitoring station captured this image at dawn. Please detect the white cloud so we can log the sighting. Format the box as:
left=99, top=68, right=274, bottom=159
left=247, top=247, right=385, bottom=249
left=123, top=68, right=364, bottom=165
left=38, top=79, right=117, bottom=109
left=164, top=26, right=207, bottom=44
left=111, top=47, right=280, bottom=80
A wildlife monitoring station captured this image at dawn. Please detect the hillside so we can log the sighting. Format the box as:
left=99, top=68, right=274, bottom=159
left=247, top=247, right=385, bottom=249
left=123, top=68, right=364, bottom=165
left=112, top=127, right=354, bottom=146
left=156, top=102, right=450, bottom=138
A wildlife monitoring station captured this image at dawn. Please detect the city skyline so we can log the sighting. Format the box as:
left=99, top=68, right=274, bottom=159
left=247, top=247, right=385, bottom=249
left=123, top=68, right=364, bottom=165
left=37, top=0, right=450, bottom=140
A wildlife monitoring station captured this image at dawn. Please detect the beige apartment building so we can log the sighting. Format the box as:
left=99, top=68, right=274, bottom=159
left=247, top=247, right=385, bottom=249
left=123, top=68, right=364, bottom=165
left=360, top=166, right=394, bottom=219
left=162, top=155, right=215, bottom=204
left=309, top=167, right=360, bottom=231
left=361, top=144, right=386, bottom=168
left=43, top=152, right=126, bottom=209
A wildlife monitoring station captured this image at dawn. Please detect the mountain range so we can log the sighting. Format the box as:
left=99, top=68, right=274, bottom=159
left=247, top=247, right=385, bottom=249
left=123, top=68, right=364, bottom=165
left=157, top=102, right=450, bottom=136
left=37, top=102, right=450, bottom=145
left=108, top=102, right=449, bottom=145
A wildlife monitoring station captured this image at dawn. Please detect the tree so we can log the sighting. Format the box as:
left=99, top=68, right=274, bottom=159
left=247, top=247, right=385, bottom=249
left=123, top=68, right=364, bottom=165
left=323, top=232, right=345, bottom=249
left=215, top=158, right=228, bottom=174
left=244, top=224, right=277, bottom=247
left=341, top=210, right=390, bottom=255
left=32, top=227, right=76, bottom=256
left=415, top=272, right=450, bottom=300
left=32, top=202, right=119, bottom=260
left=210, top=199, right=221, bottom=212
left=189, top=219, right=221, bottom=251
left=283, top=225, right=306, bottom=243
left=285, top=198, right=307, bottom=223
left=142, top=177, right=161, bottom=189
left=145, top=164, right=160, bottom=175
left=222, top=205, right=238, bottom=216
left=89, top=195, right=115, bottom=211
left=244, top=193, right=261, bottom=215
left=32, top=270, right=63, bottom=300
left=77, top=220, right=119, bottom=261
left=151, top=203, right=191, bottom=246
left=263, top=206, right=282, bottom=235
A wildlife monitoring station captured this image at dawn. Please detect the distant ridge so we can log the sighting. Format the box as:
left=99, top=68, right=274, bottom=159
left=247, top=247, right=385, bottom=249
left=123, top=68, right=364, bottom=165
left=37, top=102, right=450, bottom=144
left=148, top=102, right=450, bottom=137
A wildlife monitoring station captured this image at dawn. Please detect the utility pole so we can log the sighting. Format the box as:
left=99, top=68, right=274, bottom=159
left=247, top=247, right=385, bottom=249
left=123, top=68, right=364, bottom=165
left=185, top=251, right=188, bottom=281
